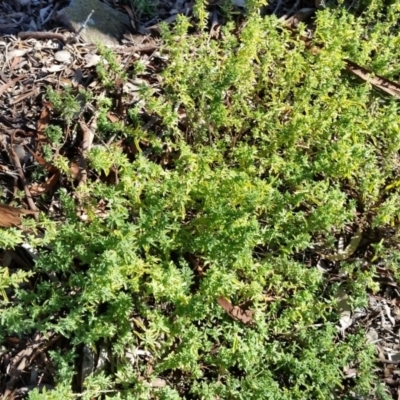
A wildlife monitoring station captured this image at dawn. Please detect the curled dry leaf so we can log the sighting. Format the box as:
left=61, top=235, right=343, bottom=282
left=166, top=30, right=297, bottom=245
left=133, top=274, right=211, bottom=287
left=84, top=53, right=102, bottom=68
left=344, top=367, right=357, bottom=378
left=44, top=64, right=66, bottom=73
left=319, top=227, right=362, bottom=261
left=107, top=112, right=120, bottom=123
left=69, top=161, right=81, bottom=179
left=8, top=49, right=29, bottom=59
left=217, top=297, right=254, bottom=325
left=366, top=328, right=379, bottom=344
left=383, top=302, right=396, bottom=327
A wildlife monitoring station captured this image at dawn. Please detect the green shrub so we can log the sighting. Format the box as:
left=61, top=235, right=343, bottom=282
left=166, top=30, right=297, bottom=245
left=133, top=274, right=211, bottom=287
left=1, top=1, right=400, bottom=399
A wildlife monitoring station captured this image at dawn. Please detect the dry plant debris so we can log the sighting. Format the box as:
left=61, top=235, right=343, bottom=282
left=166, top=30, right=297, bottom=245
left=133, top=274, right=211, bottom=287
left=217, top=296, right=254, bottom=325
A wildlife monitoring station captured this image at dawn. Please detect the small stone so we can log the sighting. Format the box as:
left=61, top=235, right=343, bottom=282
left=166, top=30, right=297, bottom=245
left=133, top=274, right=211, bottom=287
left=56, top=0, right=131, bottom=47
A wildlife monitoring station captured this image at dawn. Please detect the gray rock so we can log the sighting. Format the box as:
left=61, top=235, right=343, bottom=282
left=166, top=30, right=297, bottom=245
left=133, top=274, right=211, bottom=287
left=56, top=0, right=131, bottom=47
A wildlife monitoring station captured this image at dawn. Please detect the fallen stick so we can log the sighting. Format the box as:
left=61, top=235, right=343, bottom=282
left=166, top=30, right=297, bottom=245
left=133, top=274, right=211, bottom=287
left=9, top=145, right=38, bottom=217
left=78, top=118, right=95, bottom=187
left=18, top=31, right=70, bottom=45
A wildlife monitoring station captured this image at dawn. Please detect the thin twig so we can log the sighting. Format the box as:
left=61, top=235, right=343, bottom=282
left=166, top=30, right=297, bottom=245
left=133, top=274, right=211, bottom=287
left=75, top=390, right=119, bottom=397
left=18, top=31, right=69, bottom=45
left=8, top=133, right=39, bottom=219
left=273, top=0, right=283, bottom=15
left=280, top=0, right=301, bottom=19
left=9, top=145, right=38, bottom=216
left=288, top=0, right=301, bottom=14
left=74, top=10, right=95, bottom=37
left=376, top=358, right=400, bottom=364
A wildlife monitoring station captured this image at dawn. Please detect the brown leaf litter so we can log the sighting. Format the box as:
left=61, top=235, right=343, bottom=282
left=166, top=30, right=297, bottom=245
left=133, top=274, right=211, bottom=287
left=2, top=332, right=60, bottom=399
left=0, top=0, right=163, bottom=219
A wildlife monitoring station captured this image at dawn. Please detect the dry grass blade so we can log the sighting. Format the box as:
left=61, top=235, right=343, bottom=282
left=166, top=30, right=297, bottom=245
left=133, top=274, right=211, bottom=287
left=346, top=60, right=400, bottom=99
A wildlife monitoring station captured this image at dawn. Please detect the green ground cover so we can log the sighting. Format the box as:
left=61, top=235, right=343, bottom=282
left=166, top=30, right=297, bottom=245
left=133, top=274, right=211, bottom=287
left=2, top=0, right=400, bottom=398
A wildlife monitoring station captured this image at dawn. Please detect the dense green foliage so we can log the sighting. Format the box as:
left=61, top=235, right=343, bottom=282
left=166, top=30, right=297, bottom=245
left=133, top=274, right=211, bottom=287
left=2, top=0, right=400, bottom=399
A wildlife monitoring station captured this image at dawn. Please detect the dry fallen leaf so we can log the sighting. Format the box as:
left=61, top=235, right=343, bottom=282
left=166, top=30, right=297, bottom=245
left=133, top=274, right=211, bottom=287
left=29, top=172, right=60, bottom=197
left=383, top=302, right=396, bottom=327
left=0, top=203, right=39, bottom=228
left=7, top=49, right=29, bottom=59
left=107, top=112, right=120, bottom=123
left=69, top=161, right=81, bottom=179
left=83, top=53, right=102, bottom=68
left=344, top=367, right=357, bottom=378
left=37, top=101, right=52, bottom=134
left=25, top=148, right=58, bottom=174
left=217, top=297, right=254, bottom=325
left=346, top=60, right=400, bottom=99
